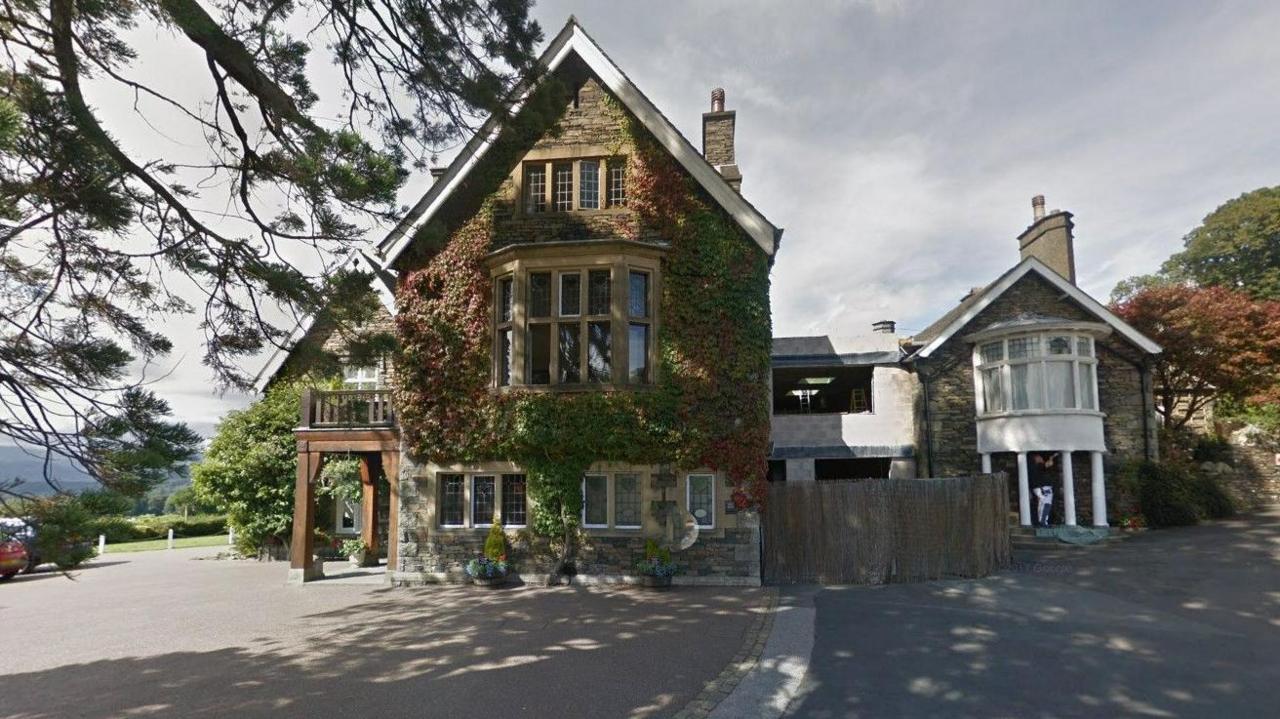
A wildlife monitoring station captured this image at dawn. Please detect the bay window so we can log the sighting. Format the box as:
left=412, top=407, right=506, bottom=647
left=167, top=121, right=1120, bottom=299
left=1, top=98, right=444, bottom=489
left=975, top=332, right=1099, bottom=416
left=492, top=251, right=659, bottom=389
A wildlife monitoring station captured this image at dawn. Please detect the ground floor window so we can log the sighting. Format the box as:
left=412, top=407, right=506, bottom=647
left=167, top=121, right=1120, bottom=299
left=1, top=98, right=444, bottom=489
left=578, top=471, right=648, bottom=530
left=441, top=474, right=465, bottom=527
left=438, top=472, right=527, bottom=528
left=335, top=498, right=362, bottom=533
left=687, top=474, right=715, bottom=528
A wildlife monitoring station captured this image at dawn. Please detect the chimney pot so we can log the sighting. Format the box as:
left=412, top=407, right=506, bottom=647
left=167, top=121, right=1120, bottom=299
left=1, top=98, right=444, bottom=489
left=711, top=87, right=725, bottom=113
left=1032, top=194, right=1046, bottom=221
left=872, top=320, right=896, bottom=334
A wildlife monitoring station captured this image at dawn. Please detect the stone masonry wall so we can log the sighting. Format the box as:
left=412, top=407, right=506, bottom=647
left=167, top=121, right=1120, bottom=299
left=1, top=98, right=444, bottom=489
left=392, top=454, right=761, bottom=586
left=922, top=272, right=1156, bottom=479
left=487, top=73, right=665, bottom=250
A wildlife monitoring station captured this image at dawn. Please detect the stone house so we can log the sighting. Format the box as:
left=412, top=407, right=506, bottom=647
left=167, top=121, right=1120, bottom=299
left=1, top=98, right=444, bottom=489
left=259, top=18, right=780, bottom=585
left=258, top=20, right=1166, bottom=586
left=768, top=196, right=1164, bottom=531
left=904, top=196, right=1162, bottom=527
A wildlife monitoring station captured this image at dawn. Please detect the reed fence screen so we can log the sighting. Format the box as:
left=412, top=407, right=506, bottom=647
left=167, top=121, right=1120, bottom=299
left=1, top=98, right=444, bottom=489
left=761, top=475, right=1011, bottom=585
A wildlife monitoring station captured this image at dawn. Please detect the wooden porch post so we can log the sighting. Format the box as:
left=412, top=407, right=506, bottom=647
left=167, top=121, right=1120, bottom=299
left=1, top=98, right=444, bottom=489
left=381, top=449, right=400, bottom=574
left=288, top=448, right=324, bottom=584
left=359, top=454, right=379, bottom=565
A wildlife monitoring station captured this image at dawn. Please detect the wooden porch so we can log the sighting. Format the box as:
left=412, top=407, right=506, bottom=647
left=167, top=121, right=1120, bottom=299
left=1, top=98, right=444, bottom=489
left=289, top=389, right=400, bottom=584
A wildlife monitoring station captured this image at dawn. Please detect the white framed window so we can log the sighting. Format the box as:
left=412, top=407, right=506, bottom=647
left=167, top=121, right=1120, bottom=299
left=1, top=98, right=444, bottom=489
left=472, top=475, right=496, bottom=526
left=974, top=332, right=1099, bottom=416
left=553, top=162, right=574, bottom=211
left=582, top=474, right=609, bottom=528
left=525, top=165, right=547, bottom=213
left=579, top=160, right=600, bottom=210
left=608, top=160, right=627, bottom=207
left=342, top=364, right=380, bottom=390
left=335, top=498, right=362, bottom=534
left=440, top=473, right=466, bottom=527
left=687, top=474, right=715, bottom=529
left=501, top=474, right=527, bottom=528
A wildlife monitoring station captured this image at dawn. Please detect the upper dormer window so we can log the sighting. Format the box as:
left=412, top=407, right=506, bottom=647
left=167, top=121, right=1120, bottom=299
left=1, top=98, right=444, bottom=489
left=523, top=158, right=626, bottom=213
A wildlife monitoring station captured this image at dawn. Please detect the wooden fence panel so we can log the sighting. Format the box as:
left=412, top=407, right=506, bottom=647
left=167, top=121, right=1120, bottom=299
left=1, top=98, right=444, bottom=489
left=761, top=475, right=1011, bottom=585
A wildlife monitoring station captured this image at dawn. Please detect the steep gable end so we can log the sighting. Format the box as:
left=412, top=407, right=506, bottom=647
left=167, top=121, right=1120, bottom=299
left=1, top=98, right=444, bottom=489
left=910, top=258, right=1162, bottom=359
left=374, top=17, right=781, bottom=267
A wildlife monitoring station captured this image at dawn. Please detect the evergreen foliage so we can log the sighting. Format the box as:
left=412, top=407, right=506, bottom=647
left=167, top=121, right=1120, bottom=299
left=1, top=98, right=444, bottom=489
left=1165, top=186, right=1280, bottom=300
left=484, top=519, right=506, bottom=561
left=0, top=0, right=540, bottom=498
left=191, top=380, right=309, bottom=552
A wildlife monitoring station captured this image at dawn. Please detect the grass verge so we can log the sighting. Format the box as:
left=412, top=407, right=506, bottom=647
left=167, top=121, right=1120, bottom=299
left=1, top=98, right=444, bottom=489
left=104, top=534, right=228, bottom=553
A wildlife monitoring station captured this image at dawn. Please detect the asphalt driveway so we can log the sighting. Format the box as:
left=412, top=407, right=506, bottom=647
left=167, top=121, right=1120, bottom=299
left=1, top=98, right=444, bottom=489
left=0, top=548, right=765, bottom=718
left=786, top=507, right=1280, bottom=718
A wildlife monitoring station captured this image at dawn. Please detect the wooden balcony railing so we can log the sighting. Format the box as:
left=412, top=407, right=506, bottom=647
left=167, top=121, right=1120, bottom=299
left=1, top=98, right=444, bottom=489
left=299, top=388, right=396, bottom=429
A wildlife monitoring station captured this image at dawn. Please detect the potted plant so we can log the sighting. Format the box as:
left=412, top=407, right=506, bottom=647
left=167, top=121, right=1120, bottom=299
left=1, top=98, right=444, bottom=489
left=341, top=539, right=369, bottom=567
left=466, top=519, right=510, bottom=587
left=633, top=540, right=678, bottom=588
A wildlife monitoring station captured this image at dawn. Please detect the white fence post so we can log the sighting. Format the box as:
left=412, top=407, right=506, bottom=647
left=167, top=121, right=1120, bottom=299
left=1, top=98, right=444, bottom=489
left=98, top=534, right=106, bottom=556
left=167, top=528, right=174, bottom=550
left=228, top=527, right=235, bottom=545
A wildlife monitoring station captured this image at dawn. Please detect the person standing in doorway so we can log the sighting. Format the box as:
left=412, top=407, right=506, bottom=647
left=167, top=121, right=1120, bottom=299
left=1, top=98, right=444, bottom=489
left=1030, top=453, right=1057, bottom=527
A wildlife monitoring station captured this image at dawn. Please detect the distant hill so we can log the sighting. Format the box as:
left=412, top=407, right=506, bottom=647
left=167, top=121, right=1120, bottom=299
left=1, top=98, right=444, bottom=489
left=0, top=446, right=197, bottom=496
left=0, top=446, right=96, bottom=495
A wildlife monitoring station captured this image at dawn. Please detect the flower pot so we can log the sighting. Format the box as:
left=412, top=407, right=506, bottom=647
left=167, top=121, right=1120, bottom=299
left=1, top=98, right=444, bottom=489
left=471, top=573, right=507, bottom=588
left=348, top=549, right=367, bottom=567
left=638, top=574, right=672, bottom=589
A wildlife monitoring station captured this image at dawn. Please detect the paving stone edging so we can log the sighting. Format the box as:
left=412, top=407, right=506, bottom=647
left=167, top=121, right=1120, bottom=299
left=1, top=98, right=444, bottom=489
left=672, top=587, right=780, bottom=719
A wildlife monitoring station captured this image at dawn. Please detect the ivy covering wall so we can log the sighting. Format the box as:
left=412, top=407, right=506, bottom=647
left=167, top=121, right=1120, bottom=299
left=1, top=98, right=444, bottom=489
left=392, top=91, right=772, bottom=548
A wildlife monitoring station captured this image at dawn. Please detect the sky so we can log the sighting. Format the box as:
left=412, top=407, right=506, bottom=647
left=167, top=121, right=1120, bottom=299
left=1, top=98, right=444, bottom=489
left=123, top=0, right=1280, bottom=437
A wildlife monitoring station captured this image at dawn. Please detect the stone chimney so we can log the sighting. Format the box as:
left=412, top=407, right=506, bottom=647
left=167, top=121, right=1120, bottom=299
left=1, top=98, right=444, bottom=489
left=1017, top=195, right=1076, bottom=284
left=872, top=320, right=896, bottom=334
left=702, top=88, right=742, bottom=191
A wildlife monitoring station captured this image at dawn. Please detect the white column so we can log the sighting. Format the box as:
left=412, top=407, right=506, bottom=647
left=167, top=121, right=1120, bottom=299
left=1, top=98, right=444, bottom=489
left=1016, top=452, right=1031, bottom=527
left=980, top=453, right=992, bottom=474
left=1091, top=451, right=1108, bottom=527
left=1061, top=452, right=1077, bottom=526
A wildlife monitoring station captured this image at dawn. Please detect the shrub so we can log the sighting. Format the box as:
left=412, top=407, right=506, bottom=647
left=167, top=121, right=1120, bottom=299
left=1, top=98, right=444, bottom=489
left=1121, top=461, right=1199, bottom=528
left=89, top=515, right=142, bottom=543
left=1190, top=473, right=1236, bottom=520
left=1191, top=435, right=1234, bottom=464
left=643, top=538, right=671, bottom=564
left=27, top=495, right=96, bottom=569
left=340, top=539, right=368, bottom=558
left=484, top=520, right=506, bottom=561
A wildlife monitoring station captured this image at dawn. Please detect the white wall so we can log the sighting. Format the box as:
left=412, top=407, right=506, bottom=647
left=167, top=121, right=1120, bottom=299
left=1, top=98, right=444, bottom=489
left=771, top=365, right=919, bottom=451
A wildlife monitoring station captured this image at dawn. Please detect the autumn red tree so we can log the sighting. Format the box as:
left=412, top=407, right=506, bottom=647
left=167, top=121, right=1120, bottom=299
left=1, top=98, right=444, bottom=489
left=1112, top=283, right=1280, bottom=428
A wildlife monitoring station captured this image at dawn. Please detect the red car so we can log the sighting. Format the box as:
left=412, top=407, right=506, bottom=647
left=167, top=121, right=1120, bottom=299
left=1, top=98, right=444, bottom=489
left=0, top=534, right=28, bottom=580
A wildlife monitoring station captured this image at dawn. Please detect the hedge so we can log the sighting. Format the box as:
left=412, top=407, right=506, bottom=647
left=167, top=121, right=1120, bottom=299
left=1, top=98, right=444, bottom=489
left=89, top=514, right=228, bottom=543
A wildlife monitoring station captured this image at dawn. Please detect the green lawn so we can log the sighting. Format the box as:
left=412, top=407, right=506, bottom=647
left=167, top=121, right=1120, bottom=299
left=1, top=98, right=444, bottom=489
left=104, top=534, right=229, bottom=553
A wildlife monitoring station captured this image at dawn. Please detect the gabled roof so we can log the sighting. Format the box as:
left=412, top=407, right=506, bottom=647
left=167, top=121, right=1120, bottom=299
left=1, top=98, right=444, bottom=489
left=374, top=16, right=782, bottom=266
left=251, top=250, right=397, bottom=392
left=907, top=257, right=1162, bottom=360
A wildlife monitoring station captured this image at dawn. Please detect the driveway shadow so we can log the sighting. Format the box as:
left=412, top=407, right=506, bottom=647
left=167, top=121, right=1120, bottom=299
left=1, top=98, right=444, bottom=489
left=2, top=585, right=763, bottom=719
left=785, top=508, right=1280, bottom=718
